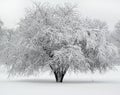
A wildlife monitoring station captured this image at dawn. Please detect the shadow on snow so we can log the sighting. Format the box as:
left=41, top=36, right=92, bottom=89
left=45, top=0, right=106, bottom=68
left=9, top=79, right=120, bottom=84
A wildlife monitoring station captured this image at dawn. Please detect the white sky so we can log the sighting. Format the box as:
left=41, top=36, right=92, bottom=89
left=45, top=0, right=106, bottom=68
left=0, top=0, right=120, bottom=30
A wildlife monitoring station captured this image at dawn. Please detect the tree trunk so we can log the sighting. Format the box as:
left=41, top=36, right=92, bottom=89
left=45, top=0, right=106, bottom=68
left=49, top=64, right=69, bottom=83
left=54, top=71, right=65, bottom=82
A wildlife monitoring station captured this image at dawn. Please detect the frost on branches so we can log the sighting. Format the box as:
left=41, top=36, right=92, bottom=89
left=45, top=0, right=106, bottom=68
left=1, top=3, right=118, bottom=82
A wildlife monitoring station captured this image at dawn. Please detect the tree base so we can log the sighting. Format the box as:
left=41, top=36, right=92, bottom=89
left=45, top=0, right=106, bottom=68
left=49, top=64, right=69, bottom=83
left=55, top=73, right=64, bottom=83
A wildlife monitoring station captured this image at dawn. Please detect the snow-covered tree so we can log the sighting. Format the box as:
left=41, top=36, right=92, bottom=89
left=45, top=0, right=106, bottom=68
left=110, top=21, right=120, bottom=64
left=2, top=3, right=118, bottom=82
left=112, top=21, right=120, bottom=47
left=0, top=20, right=19, bottom=66
left=0, top=19, right=3, bottom=30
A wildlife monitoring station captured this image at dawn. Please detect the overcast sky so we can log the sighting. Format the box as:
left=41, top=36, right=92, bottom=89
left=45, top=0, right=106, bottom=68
left=0, top=0, right=120, bottom=30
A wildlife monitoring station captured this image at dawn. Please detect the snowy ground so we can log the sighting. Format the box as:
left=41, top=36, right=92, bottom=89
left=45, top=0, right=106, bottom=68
left=0, top=66, right=120, bottom=95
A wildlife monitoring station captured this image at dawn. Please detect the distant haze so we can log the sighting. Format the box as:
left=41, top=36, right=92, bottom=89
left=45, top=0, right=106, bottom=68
left=0, top=0, right=120, bottom=30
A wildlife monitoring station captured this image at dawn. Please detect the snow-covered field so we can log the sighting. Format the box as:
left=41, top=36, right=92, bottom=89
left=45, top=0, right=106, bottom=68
left=0, top=79, right=120, bottom=95
left=0, top=67, right=120, bottom=95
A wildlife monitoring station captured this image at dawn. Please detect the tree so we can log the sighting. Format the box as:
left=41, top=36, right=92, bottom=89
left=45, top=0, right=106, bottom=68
left=111, top=21, right=120, bottom=46
left=2, top=3, right=118, bottom=82
left=0, top=19, right=3, bottom=30
left=0, top=20, right=19, bottom=67
left=110, top=21, right=120, bottom=64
